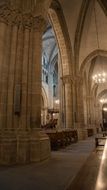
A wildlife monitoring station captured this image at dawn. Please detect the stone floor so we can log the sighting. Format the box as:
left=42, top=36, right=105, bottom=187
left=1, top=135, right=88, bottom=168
left=68, top=137, right=107, bottom=190
left=0, top=136, right=104, bottom=190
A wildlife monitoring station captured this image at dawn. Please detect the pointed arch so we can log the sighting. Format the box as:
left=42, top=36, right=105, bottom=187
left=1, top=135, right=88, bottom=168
left=48, top=0, right=73, bottom=77
left=74, top=0, right=90, bottom=73
left=80, top=49, right=107, bottom=74
left=42, top=86, right=48, bottom=109
left=98, top=89, right=107, bottom=99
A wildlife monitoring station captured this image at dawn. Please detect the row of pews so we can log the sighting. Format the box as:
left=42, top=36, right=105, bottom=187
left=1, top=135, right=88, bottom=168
left=46, top=129, right=78, bottom=150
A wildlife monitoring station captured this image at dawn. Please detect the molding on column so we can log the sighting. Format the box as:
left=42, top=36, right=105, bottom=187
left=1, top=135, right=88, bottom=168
left=74, top=75, right=83, bottom=86
left=33, top=16, right=47, bottom=32
left=86, top=96, right=94, bottom=100
left=61, top=75, right=73, bottom=85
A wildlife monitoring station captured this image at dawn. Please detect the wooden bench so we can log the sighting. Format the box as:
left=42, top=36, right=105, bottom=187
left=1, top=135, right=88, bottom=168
left=95, top=137, right=107, bottom=147
left=46, top=130, right=78, bottom=150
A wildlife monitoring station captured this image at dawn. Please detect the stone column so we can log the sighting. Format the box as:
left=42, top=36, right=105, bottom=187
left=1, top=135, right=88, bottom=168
left=16, top=17, right=51, bottom=163
left=91, top=97, right=98, bottom=134
left=86, top=96, right=96, bottom=135
left=61, top=75, right=73, bottom=129
left=75, top=76, right=87, bottom=139
left=94, top=103, right=101, bottom=130
left=20, top=28, right=30, bottom=130
left=30, top=20, right=42, bottom=129
left=0, top=22, right=18, bottom=165
left=16, top=27, right=31, bottom=164
left=0, top=22, right=7, bottom=162
left=0, top=22, right=7, bottom=130
left=29, top=17, right=50, bottom=162
left=6, top=25, right=18, bottom=130
left=59, top=76, right=65, bottom=129
left=13, top=25, right=24, bottom=129
left=0, top=23, right=12, bottom=130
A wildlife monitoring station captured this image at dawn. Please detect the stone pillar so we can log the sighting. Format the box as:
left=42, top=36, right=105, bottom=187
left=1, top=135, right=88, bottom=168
left=86, top=96, right=96, bottom=135
left=29, top=17, right=50, bottom=162
left=59, top=76, right=64, bottom=129
left=0, top=22, right=7, bottom=130
left=0, top=23, right=12, bottom=130
left=94, top=103, right=101, bottom=131
left=75, top=76, right=87, bottom=140
left=16, top=27, right=30, bottom=164
left=61, top=75, right=73, bottom=129
left=0, top=22, right=17, bottom=165
left=0, top=13, right=50, bottom=164
left=6, top=25, right=18, bottom=130
left=17, top=17, right=51, bottom=163
left=30, top=23, right=42, bottom=129
left=0, top=22, right=7, bottom=162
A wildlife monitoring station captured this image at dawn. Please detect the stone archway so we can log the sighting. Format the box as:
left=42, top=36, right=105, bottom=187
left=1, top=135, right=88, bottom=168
left=80, top=49, right=107, bottom=74
left=41, top=87, right=48, bottom=125
left=80, top=50, right=107, bottom=134
left=48, top=0, right=74, bottom=129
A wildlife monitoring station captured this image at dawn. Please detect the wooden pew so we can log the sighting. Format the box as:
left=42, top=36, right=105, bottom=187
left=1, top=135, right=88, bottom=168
left=46, top=129, right=78, bottom=150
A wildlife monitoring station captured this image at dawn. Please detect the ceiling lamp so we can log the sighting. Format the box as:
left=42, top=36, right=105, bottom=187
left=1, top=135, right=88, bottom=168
left=99, top=98, right=107, bottom=104
left=103, top=107, right=107, bottom=112
left=93, top=72, right=106, bottom=83
left=92, top=1, right=106, bottom=84
left=55, top=99, right=60, bottom=105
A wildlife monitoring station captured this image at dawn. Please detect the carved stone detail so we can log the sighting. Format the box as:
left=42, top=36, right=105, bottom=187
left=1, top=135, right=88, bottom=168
left=74, top=75, right=83, bottom=86
left=61, top=75, right=73, bottom=85
left=0, top=4, right=46, bottom=31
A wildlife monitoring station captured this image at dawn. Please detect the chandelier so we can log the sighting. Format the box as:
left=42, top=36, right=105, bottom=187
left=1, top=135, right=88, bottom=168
left=99, top=98, right=107, bottom=104
left=103, top=107, right=107, bottom=112
left=92, top=72, right=106, bottom=83
left=92, top=1, right=106, bottom=84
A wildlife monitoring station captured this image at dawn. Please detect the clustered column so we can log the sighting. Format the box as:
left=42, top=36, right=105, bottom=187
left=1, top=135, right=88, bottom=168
left=62, top=75, right=73, bottom=129
left=75, top=76, right=87, bottom=139
left=30, top=18, right=45, bottom=129
left=0, top=13, right=50, bottom=164
left=75, top=76, right=84, bottom=123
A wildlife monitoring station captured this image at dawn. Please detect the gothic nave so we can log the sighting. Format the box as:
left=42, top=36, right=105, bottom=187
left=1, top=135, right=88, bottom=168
left=0, top=0, right=107, bottom=189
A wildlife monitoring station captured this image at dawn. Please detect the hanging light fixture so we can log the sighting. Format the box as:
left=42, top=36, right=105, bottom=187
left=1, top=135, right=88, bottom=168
left=92, top=0, right=107, bottom=84
left=92, top=72, right=106, bottom=83
left=103, top=107, right=107, bottom=112
left=99, top=98, right=107, bottom=104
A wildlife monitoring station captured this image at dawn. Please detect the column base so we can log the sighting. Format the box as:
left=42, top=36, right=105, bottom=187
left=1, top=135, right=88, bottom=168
left=17, top=131, right=30, bottom=164
left=0, top=130, right=17, bottom=165
left=30, top=129, right=51, bottom=162
left=75, top=123, right=87, bottom=140
left=0, top=129, right=51, bottom=165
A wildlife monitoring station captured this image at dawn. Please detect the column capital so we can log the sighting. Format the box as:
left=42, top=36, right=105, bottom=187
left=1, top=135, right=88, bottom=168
left=0, top=4, right=47, bottom=31
left=74, top=75, right=83, bottom=86
left=86, top=96, right=94, bottom=100
left=32, top=16, right=47, bottom=32
left=61, top=75, right=73, bottom=85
